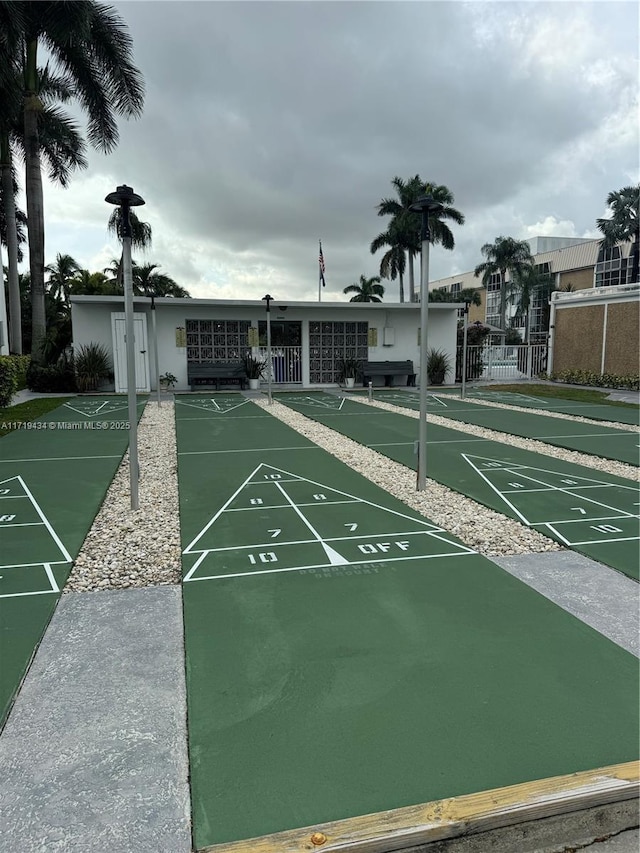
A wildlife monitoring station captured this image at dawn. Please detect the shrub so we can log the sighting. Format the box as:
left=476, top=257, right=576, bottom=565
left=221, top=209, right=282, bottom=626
left=426, top=348, right=452, bottom=385
left=544, top=370, right=639, bottom=391
left=10, top=355, right=31, bottom=390
left=26, top=361, right=77, bottom=393
left=0, top=356, right=19, bottom=407
left=74, top=343, right=112, bottom=392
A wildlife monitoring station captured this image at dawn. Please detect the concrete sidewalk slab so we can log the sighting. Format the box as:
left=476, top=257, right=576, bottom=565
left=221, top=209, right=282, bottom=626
left=492, top=551, right=639, bottom=657
left=0, top=586, right=191, bottom=853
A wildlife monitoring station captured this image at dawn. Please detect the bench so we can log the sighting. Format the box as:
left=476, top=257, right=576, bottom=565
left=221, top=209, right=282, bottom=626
left=187, top=362, right=247, bottom=391
left=362, top=360, right=416, bottom=387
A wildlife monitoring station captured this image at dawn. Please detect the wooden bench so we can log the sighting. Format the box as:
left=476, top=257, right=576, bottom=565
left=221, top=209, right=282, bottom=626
left=362, top=360, right=416, bottom=387
left=187, top=362, right=247, bottom=391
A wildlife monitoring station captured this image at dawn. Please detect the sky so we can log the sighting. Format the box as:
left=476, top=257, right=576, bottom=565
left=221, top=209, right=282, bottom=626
left=36, top=0, right=639, bottom=302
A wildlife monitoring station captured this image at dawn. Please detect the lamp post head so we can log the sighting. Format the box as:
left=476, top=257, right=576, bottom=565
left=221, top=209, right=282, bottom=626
left=105, top=185, right=145, bottom=208
left=408, top=194, right=444, bottom=216
left=262, top=294, right=274, bottom=311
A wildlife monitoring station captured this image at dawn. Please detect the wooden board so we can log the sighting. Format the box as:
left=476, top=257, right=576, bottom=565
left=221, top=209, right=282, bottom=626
left=200, top=761, right=639, bottom=853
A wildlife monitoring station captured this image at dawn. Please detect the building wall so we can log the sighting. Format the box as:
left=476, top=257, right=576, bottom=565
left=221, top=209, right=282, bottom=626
left=553, top=306, right=603, bottom=373
left=559, top=267, right=593, bottom=292
left=604, top=303, right=640, bottom=374
left=468, top=290, right=485, bottom=324
left=71, top=300, right=458, bottom=390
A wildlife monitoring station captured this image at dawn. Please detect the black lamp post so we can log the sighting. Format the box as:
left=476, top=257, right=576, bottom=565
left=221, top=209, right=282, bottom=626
left=460, top=299, right=471, bottom=399
left=262, top=294, right=273, bottom=405
left=105, top=184, right=145, bottom=510
left=408, top=195, right=443, bottom=491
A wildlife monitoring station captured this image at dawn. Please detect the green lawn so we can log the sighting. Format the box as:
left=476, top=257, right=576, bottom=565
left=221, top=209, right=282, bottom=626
left=480, top=384, right=637, bottom=409
left=0, top=398, right=73, bottom=437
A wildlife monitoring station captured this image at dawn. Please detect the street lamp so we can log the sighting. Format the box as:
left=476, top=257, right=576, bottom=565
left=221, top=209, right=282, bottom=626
left=150, top=292, right=161, bottom=408
left=105, top=184, right=145, bottom=510
left=262, top=294, right=273, bottom=405
left=409, top=194, right=443, bottom=491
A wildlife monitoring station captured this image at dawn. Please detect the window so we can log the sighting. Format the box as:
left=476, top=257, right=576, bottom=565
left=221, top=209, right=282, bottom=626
left=186, top=319, right=251, bottom=362
left=450, top=282, right=461, bottom=295
left=595, top=244, right=627, bottom=288
left=309, top=320, right=368, bottom=383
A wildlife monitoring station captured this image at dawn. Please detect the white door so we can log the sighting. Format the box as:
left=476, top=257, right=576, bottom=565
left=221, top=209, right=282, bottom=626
left=111, top=312, right=150, bottom=393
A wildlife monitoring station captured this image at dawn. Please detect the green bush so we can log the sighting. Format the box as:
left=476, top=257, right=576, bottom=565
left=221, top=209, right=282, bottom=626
left=10, top=355, right=31, bottom=389
left=26, top=361, right=77, bottom=393
left=0, top=356, right=19, bottom=407
left=543, top=370, right=639, bottom=391
left=74, top=343, right=112, bottom=392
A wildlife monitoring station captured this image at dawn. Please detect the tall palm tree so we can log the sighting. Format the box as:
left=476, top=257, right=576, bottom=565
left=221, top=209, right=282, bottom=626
left=7, top=0, right=145, bottom=362
left=343, top=274, right=385, bottom=303
left=132, top=263, right=190, bottom=298
left=596, top=185, right=639, bottom=283
left=107, top=208, right=153, bottom=290
left=377, top=176, right=464, bottom=302
left=1, top=65, right=85, bottom=353
left=511, top=264, right=554, bottom=343
left=474, top=236, right=533, bottom=331
left=69, top=269, right=115, bottom=296
left=46, top=253, right=81, bottom=306
left=370, top=218, right=407, bottom=302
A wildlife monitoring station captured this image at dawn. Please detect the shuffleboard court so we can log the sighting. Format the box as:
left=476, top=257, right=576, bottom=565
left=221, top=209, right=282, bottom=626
left=0, top=396, right=146, bottom=728
left=276, top=393, right=640, bottom=581
left=351, top=389, right=639, bottom=466
left=434, top=388, right=640, bottom=426
left=176, top=398, right=639, bottom=851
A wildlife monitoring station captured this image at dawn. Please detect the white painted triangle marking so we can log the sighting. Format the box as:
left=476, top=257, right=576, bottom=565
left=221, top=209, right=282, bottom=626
left=322, top=543, right=350, bottom=565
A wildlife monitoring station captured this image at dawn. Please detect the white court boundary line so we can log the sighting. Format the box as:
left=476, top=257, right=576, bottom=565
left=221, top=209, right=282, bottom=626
left=277, top=394, right=346, bottom=411
left=175, top=397, right=250, bottom=414
left=462, top=454, right=639, bottom=542
left=0, top=562, right=62, bottom=599
left=62, top=399, right=145, bottom=418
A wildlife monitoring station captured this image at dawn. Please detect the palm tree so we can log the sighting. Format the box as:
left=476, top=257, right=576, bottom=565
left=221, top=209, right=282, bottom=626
left=429, top=286, right=481, bottom=306
left=370, top=219, right=407, bottom=302
left=511, top=265, right=554, bottom=343
left=1, top=65, right=85, bottom=354
left=7, top=1, right=145, bottom=362
left=343, top=274, right=385, bottom=303
left=107, top=208, right=153, bottom=290
left=377, top=176, right=464, bottom=302
left=474, top=236, right=534, bottom=331
left=46, top=253, right=81, bottom=306
left=69, top=269, right=115, bottom=296
left=132, top=263, right=190, bottom=298
left=596, top=185, right=639, bottom=283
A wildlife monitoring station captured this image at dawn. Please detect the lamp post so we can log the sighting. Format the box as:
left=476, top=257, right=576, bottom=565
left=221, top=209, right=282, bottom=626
left=461, top=300, right=471, bottom=399
left=150, top=293, right=161, bottom=408
left=105, top=184, right=145, bottom=510
left=409, top=195, right=443, bottom=491
left=262, top=294, right=273, bottom=405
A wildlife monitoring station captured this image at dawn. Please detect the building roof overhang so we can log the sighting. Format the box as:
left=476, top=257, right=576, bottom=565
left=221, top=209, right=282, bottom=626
left=69, top=295, right=460, bottom=310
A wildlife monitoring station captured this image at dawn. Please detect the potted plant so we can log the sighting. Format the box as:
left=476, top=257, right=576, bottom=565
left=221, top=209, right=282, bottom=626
left=159, top=371, right=177, bottom=391
left=336, top=355, right=362, bottom=389
left=426, top=348, right=452, bottom=386
left=243, top=354, right=267, bottom=391
left=74, top=342, right=112, bottom=392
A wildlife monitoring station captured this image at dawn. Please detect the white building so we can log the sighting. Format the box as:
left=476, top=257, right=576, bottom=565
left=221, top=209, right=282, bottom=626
left=70, top=296, right=459, bottom=392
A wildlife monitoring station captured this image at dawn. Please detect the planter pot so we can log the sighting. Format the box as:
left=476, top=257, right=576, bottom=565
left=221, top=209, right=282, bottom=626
left=248, top=378, right=260, bottom=390
left=428, top=372, right=445, bottom=386
left=344, top=377, right=355, bottom=389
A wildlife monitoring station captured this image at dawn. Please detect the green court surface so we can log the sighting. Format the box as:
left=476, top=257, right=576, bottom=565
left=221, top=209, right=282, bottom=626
left=276, top=393, right=640, bottom=581
left=435, top=388, right=640, bottom=426
left=0, top=395, right=146, bottom=728
left=176, top=395, right=639, bottom=850
left=352, top=389, right=639, bottom=466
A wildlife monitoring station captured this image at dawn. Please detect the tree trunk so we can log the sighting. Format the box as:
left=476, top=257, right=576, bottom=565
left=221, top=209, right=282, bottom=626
left=0, top=136, right=22, bottom=353
left=499, top=270, right=507, bottom=331
left=398, top=270, right=404, bottom=303
left=24, top=40, right=46, bottom=363
left=408, top=250, right=415, bottom=302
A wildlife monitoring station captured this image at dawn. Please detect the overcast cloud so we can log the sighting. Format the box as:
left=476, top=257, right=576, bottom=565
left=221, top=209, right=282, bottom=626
left=37, top=0, right=638, bottom=301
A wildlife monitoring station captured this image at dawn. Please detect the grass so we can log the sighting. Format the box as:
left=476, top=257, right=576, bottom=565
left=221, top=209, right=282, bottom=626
left=0, top=398, right=72, bottom=437
left=479, top=383, right=637, bottom=409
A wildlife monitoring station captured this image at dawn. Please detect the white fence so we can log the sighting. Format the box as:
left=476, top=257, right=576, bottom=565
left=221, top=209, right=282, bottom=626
left=456, top=344, right=548, bottom=382
left=256, top=346, right=302, bottom=383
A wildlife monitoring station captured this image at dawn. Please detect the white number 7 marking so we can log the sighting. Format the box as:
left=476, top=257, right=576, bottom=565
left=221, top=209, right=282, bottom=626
left=345, top=523, right=358, bottom=532
left=268, top=529, right=281, bottom=538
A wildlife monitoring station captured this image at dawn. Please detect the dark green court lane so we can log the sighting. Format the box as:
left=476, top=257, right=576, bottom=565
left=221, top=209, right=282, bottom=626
left=0, top=396, right=146, bottom=729
left=352, top=390, right=639, bottom=466
left=276, top=393, right=640, bottom=581
left=176, top=400, right=639, bottom=850
left=434, top=388, right=640, bottom=426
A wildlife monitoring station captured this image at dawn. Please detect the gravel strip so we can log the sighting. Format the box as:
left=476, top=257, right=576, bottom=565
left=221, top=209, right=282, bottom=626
left=353, top=395, right=639, bottom=482
left=255, top=398, right=561, bottom=556
left=65, top=401, right=182, bottom=592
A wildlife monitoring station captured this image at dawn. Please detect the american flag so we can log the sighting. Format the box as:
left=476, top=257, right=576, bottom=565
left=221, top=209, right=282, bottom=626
left=319, top=240, right=326, bottom=287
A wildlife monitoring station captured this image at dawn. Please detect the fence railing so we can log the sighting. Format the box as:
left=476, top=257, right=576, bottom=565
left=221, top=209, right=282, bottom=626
left=256, top=346, right=302, bottom=383
left=456, top=344, right=548, bottom=382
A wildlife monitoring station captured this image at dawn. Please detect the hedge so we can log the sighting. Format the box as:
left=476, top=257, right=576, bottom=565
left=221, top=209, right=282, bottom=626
left=541, top=370, right=640, bottom=391
left=0, top=356, right=19, bottom=407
